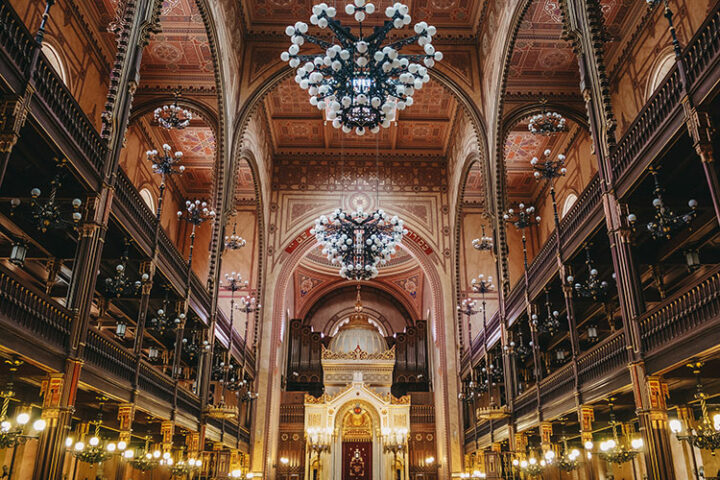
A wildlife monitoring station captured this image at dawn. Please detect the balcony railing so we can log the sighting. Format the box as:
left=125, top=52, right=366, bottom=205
left=0, top=1, right=33, bottom=76
left=639, top=266, right=720, bottom=354
left=113, top=170, right=156, bottom=251
left=577, top=329, right=627, bottom=387
left=85, top=329, right=136, bottom=384
left=0, top=264, right=70, bottom=352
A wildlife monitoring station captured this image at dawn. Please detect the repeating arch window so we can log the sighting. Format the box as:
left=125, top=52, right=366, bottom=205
left=139, top=188, right=155, bottom=214
left=645, top=51, right=676, bottom=100
left=41, top=43, right=69, bottom=86
left=562, top=193, right=578, bottom=218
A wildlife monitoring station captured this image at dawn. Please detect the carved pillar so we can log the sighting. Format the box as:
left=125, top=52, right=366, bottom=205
left=540, top=422, right=553, bottom=456
left=629, top=371, right=675, bottom=479
left=117, top=403, right=134, bottom=444
left=32, top=369, right=80, bottom=480
left=578, top=405, right=596, bottom=480
left=0, top=89, right=34, bottom=189
left=161, top=421, right=174, bottom=454
left=187, top=431, right=201, bottom=460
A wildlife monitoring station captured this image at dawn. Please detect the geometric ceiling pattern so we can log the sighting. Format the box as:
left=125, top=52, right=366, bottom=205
left=507, top=0, right=579, bottom=96
left=264, top=76, right=459, bottom=157
left=140, top=0, right=215, bottom=90
left=241, top=0, right=483, bottom=36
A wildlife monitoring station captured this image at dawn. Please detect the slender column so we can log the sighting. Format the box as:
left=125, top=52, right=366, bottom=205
left=133, top=261, right=154, bottom=355
left=31, top=1, right=163, bottom=477
left=578, top=405, right=596, bottom=480
left=561, top=3, right=674, bottom=477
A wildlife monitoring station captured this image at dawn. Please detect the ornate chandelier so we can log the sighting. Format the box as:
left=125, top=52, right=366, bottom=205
left=669, top=361, right=720, bottom=452
left=154, top=92, right=192, bottom=130
left=281, top=1, right=441, bottom=134
left=528, top=99, right=566, bottom=136
left=311, top=207, right=407, bottom=280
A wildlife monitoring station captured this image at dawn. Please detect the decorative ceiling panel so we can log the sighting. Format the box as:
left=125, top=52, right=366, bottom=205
left=273, top=119, right=326, bottom=148
left=506, top=0, right=579, bottom=95
left=139, top=0, right=215, bottom=89
left=243, top=0, right=481, bottom=33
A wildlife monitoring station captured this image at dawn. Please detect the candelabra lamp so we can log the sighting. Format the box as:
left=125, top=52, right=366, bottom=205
left=627, top=168, right=697, bottom=240
left=154, top=91, right=193, bottom=130
left=10, top=161, right=82, bottom=233
left=514, top=331, right=532, bottom=362
left=177, top=199, right=216, bottom=267
left=472, top=224, right=494, bottom=252
left=557, top=440, right=580, bottom=472
left=0, top=404, right=46, bottom=450
left=183, top=330, right=211, bottom=361
left=147, top=290, right=185, bottom=333
left=512, top=455, right=548, bottom=478
left=281, top=1, right=442, bottom=134
left=170, top=456, right=202, bottom=477
left=669, top=361, right=720, bottom=452
left=104, top=240, right=149, bottom=298
left=127, top=437, right=162, bottom=471
left=147, top=144, right=184, bottom=219
left=68, top=422, right=112, bottom=465
left=568, top=244, right=611, bottom=302
left=382, top=427, right=408, bottom=474
left=457, top=297, right=479, bottom=352
left=504, top=203, right=541, bottom=269
left=225, top=222, right=247, bottom=251
left=594, top=402, right=641, bottom=465
left=531, top=290, right=562, bottom=337
left=528, top=99, right=567, bottom=136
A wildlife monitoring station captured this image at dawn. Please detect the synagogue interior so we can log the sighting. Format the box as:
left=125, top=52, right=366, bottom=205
left=1, top=0, right=720, bottom=479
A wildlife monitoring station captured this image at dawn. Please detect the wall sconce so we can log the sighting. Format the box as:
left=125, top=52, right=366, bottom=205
left=115, top=320, right=127, bottom=339
left=9, top=238, right=28, bottom=267
left=587, top=325, right=598, bottom=343
left=684, top=249, right=701, bottom=271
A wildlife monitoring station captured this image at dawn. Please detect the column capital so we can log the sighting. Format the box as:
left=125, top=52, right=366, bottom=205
left=0, top=88, right=34, bottom=153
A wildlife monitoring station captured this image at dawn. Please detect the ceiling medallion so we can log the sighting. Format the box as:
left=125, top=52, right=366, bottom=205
left=528, top=99, right=566, bottom=136
left=311, top=208, right=407, bottom=280
left=281, top=1, right=442, bottom=135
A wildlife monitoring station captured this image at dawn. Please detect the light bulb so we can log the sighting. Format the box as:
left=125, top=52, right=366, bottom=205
left=16, top=413, right=29, bottom=425
left=32, top=419, right=46, bottom=431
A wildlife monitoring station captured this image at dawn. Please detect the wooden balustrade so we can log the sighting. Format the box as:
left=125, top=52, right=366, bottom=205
left=138, top=361, right=175, bottom=401
left=113, top=169, right=156, bottom=250
left=684, top=2, right=720, bottom=87
left=639, top=266, right=720, bottom=354
left=31, top=56, right=106, bottom=175
left=558, top=174, right=603, bottom=251
left=538, top=363, right=574, bottom=406
left=576, top=330, right=626, bottom=386
left=0, top=264, right=71, bottom=351
left=84, top=329, right=136, bottom=384
left=280, top=404, right=305, bottom=424
left=177, top=385, right=202, bottom=419
left=0, top=1, right=33, bottom=77
left=410, top=404, right=435, bottom=424
left=527, top=231, right=557, bottom=293
left=611, top=71, right=682, bottom=185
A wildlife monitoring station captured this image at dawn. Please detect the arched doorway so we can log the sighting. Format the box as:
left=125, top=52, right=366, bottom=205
left=341, top=407, right=373, bottom=480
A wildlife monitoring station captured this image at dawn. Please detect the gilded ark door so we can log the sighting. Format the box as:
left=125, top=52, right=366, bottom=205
left=342, top=441, right=372, bottom=480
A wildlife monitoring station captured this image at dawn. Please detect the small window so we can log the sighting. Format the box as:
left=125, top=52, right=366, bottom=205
left=646, top=51, right=676, bottom=100
left=41, top=43, right=68, bottom=86
left=139, top=188, right=155, bottom=213
left=562, top=193, right=578, bottom=218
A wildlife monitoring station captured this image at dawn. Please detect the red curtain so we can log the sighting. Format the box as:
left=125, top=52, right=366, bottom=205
left=342, top=441, right=372, bottom=480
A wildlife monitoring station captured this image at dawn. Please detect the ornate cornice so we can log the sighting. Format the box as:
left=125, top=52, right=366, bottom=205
left=321, top=345, right=396, bottom=361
